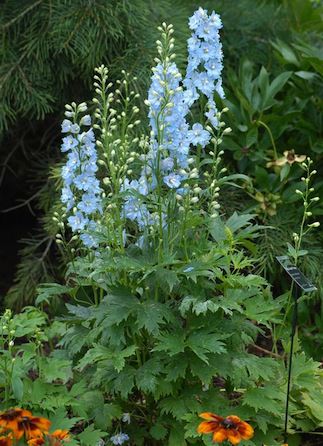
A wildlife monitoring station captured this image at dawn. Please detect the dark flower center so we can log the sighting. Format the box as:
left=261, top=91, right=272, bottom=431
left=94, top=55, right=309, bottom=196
left=221, top=419, right=237, bottom=429
left=286, top=151, right=295, bottom=161
left=1, top=410, right=21, bottom=420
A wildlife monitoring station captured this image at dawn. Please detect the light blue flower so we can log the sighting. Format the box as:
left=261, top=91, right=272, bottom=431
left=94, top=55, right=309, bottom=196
left=192, top=72, right=214, bottom=96
left=188, top=123, right=211, bottom=147
left=60, top=116, right=102, bottom=247
left=67, top=151, right=81, bottom=168
left=163, top=173, right=183, bottom=189
left=188, top=7, right=208, bottom=30
left=61, top=164, right=76, bottom=184
left=74, top=173, right=100, bottom=192
left=161, top=157, right=174, bottom=172
left=61, top=135, right=78, bottom=152
left=110, top=433, right=129, bottom=445
left=185, top=8, right=224, bottom=124
left=77, top=193, right=102, bottom=214
left=61, top=186, right=74, bottom=210
left=61, top=119, right=72, bottom=133
left=80, top=232, right=98, bottom=248
left=70, top=123, right=80, bottom=134
left=123, top=198, right=150, bottom=228
left=122, top=177, right=149, bottom=196
left=67, top=211, right=89, bottom=231
left=79, top=129, right=95, bottom=145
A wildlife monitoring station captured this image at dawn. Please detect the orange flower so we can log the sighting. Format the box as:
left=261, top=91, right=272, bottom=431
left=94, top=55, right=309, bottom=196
left=0, top=435, right=13, bottom=446
left=27, top=438, right=45, bottom=446
left=51, top=430, right=70, bottom=441
left=198, top=412, right=254, bottom=445
left=46, top=429, right=70, bottom=445
left=0, top=409, right=32, bottom=438
left=0, top=408, right=51, bottom=440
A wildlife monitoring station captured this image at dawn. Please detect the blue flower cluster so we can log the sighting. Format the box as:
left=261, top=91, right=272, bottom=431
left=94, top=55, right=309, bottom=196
left=148, top=62, right=191, bottom=171
left=184, top=7, right=224, bottom=127
left=122, top=8, right=224, bottom=230
left=122, top=177, right=152, bottom=229
left=110, top=433, right=129, bottom=445
left=60, top=116, right=102, bottom=248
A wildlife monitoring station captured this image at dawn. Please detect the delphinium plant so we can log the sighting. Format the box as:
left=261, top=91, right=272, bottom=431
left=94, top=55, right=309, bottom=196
left=37, top=7, right=323, bottom=446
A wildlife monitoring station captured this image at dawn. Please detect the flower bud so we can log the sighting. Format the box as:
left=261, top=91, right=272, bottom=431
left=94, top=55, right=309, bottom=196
left=308, top=222, right=320, bottom=228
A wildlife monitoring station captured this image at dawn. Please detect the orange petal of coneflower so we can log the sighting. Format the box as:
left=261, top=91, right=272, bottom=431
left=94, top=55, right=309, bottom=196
left=198, top=421, right=217, bottom=434
left=227, top=429, right=242, bottom=445
left=213, top=428, right=227, bottom=443
left=199, top=412, right=224, bottom=422
left=238, top=420, right=254, bottom=439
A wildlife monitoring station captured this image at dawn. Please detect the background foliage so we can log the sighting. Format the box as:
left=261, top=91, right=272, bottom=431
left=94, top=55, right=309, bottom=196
left=0, top=2, right=322, bottom=444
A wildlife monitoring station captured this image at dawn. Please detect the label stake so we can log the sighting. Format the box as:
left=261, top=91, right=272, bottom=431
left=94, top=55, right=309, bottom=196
left=276, top=256, right=317, bottom=444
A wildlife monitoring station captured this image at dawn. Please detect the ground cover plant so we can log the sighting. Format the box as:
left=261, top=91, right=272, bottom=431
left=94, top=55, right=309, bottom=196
left=1, top=3, right=322, bottom=446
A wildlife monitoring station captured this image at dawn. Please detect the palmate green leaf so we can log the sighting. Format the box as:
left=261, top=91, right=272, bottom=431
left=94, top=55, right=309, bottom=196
left=243, top=385, right=285, bottom=414
left=180, top=261, right=218, bottom=283
left=290, top=352, right=322, bottom=388
left=136, top=301, right=173, bottom=334
left=164, top=354, right=188, bottom=381
left=40, top=356, right=73, bottom=384
left=93, top=403, right=123, bottom=430
left=154, top=267, right=180, bottom=292
left=100, top=290, right=138, bottom=326
left=113, top=345, right=138, bottom=373
left=77, top=424, right=106, bottom=446
left=243, top=294, right=283, bottom=325
left=180, top=296, right=221, bottom=317
left=225, top=273, right=268, bottom=289
left=76, top=344, right=110, bottom=371
left=232, top=355, right=279, bottom=381
left=60, top=325, right=91, bottom=356
left=180, top=293, right=243, bottom=317
left=159, top=397, right=188, bottom=419
left=136, top=357, right=162, bottom=392
left=302, top=391, right=323, bottom=425
left=49, top=408, right=82, bottom=432
left=154, top=379, right=174, bottom=399
left=189, top=355, right=216, bottom=384
left=111, top=367, right=136, bottom=398
left=76, top=344, right=136, bottom=373
left=186, top=331, right=226, bottom=364
left=153, top=332, right=186, bottom=356
left=160, top=392, right=201, bottom=420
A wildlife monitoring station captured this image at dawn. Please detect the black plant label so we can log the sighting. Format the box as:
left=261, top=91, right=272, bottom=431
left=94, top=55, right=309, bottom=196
left=276, top=256, right=317, bottom=293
